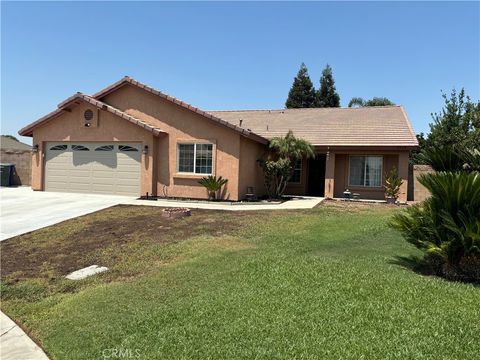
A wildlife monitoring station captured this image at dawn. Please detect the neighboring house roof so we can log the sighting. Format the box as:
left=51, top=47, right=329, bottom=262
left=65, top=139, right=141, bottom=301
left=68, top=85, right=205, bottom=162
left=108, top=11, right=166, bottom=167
left=0, top=136, right=32, bottom=150
left=19, top=93, right=166, bottom=137
left=93, top=76, right=269, bottom=144
left=209, top=106, right=418, bottom=148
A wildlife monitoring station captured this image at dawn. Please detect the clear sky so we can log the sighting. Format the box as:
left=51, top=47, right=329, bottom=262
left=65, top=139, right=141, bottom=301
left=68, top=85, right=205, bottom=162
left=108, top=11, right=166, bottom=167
left=2, top=1, right=479, bottom=144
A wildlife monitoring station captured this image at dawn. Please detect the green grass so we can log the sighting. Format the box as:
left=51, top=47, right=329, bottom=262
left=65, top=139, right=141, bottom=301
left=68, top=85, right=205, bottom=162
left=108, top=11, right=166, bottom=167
left=1, top=203, right=479, bottom=359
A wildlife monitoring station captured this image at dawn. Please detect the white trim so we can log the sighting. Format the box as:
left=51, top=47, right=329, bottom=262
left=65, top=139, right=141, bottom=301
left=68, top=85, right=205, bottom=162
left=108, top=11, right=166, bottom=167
left=176, top=142, right=213, bottom=175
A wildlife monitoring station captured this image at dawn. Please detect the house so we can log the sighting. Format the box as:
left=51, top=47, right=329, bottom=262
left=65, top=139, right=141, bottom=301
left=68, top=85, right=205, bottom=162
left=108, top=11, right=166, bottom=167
left=19, top=76, right=418, bottom=202
left=0, top=135, right=32, bottom=185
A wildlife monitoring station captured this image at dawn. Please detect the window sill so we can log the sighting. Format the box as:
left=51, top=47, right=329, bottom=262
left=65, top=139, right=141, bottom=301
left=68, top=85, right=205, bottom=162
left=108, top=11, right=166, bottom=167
left=347, top=186, right=383, bottom=191
left=173, top=173, right=211, bottom=179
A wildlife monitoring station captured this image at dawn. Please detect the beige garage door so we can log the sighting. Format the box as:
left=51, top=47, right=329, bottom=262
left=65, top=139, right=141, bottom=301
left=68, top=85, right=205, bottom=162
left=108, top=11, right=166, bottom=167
left=45, top=142, right=141, bottom=196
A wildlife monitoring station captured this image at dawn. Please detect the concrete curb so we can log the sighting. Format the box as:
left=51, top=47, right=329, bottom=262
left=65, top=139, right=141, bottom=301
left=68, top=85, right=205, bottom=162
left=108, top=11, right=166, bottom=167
left=0, top=311, right=49, bottom=360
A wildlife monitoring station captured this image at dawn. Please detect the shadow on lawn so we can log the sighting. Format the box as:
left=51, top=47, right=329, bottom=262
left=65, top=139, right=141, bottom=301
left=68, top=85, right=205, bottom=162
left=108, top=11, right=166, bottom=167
left=389, top=255, right=433, bottom=276
left=390, top=255, right=480, bottom=287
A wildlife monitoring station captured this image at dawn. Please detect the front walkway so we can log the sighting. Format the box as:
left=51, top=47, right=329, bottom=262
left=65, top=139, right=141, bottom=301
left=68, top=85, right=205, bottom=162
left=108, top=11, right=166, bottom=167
left=0, top=312, right=49, bottom=360
left=121, top=196, right=324, bottom=211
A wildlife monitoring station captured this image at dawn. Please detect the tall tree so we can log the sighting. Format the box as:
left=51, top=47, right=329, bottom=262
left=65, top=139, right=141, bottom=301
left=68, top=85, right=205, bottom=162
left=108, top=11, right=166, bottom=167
left=316, top=64, right=340, bottom=107
left=410, top=89, right=479, bottom=164
left=427, top=88, right=479, bottom=148
left=285, top=63, right=317, bottom=108
left=348, top=97, right=395, bottom=107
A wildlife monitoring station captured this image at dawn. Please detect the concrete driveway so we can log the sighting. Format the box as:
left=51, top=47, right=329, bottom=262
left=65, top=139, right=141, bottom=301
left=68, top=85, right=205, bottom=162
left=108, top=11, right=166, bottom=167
left=0, top=187, right=133, bottom=241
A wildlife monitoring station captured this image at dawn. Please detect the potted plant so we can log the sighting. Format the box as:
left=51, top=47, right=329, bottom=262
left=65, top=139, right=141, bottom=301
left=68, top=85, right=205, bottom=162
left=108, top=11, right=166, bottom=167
left=198, top=175, right=228, bottom=200
left=384, top=167, right=403, bottom=204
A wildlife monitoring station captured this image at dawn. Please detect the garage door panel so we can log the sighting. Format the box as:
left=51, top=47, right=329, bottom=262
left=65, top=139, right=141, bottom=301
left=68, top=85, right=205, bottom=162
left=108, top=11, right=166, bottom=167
left=45, top=142, right=141, bottom=196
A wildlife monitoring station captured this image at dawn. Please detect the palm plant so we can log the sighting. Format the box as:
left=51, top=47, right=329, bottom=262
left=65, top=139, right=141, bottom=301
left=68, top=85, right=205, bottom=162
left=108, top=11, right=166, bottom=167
left=390, top=145, right=480, bottom=282
left=259, top=131, right=314, bottom=199
left=198, top=176, right=228, bottom=200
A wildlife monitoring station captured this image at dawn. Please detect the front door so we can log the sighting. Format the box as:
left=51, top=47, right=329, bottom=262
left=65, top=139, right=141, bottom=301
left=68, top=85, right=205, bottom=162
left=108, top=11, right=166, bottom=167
left=307, top=154, right=326, bottom=196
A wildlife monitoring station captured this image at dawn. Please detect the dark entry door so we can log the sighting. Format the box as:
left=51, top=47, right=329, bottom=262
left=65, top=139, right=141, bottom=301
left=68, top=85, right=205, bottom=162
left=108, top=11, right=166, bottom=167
left=307, top=154, right=326, bottom=196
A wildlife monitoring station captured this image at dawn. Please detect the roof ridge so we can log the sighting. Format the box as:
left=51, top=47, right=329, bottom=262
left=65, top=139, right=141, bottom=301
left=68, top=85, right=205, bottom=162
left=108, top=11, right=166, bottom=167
left=209, top=105, right=403, bottom=112
left=92, top=76, right=269, bottom=144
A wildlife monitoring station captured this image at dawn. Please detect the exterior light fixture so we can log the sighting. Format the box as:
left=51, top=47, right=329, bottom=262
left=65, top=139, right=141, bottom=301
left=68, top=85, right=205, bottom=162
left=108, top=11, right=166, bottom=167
left=32, top=144, right=39, bottom=153
left=143, top=145, right=149, bottom=155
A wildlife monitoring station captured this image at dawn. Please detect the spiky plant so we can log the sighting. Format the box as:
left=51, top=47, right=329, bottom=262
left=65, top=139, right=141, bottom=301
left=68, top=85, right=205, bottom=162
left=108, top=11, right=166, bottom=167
left=198, top=176, right=228, bottom=200
left=390, top=145, right=480, bottom=282
left=384, top=167, right=403, bottom=200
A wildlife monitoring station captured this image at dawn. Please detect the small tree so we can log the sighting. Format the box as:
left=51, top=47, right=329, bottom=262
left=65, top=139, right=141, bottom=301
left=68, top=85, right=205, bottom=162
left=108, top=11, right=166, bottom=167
left=258, top=131, right=314, bottom=199
left=316, top=64, right=340, bottom=107
left=285, top=63, right=317, bottom=109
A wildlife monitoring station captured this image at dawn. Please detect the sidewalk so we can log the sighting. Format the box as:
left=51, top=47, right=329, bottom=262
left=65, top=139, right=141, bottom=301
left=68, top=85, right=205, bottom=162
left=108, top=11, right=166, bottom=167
left=0, top=311, right=49, bottom=360
left=121, top=196, right=324, bottom=211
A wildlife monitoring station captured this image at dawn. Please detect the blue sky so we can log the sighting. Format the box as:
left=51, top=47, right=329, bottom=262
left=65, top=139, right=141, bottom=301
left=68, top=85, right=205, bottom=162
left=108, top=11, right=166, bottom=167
left=2, top=1, right=479, bottom=144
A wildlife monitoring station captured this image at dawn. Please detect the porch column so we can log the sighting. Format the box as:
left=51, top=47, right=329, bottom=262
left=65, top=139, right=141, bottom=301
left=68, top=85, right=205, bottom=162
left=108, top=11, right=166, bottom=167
left=398, top=151, right=409, bottom=203
left=324, top=152, right=335, bottom=198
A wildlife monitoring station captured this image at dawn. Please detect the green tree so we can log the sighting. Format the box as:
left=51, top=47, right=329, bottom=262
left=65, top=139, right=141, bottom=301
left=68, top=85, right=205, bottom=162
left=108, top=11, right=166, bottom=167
left=258, top=131, right=315, bottom=199
left=316, top=64, right=340, bottom=107
left=410, top=133, right=427, bottom=164
left=427, top=88, right=479, bottom=149
left=348, top=97, right=395, bottom=107
left=410, top=89, right=479, bottom=165
left=285, top=63, right=317, bottom=108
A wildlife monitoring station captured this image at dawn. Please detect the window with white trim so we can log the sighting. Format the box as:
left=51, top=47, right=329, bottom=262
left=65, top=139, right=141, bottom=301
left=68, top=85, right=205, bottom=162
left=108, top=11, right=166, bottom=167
left=177, top=143, right=213, bottom=174
left=349, top=156, right=383, bottom=187
left=289, top=159, right=302, bottom=183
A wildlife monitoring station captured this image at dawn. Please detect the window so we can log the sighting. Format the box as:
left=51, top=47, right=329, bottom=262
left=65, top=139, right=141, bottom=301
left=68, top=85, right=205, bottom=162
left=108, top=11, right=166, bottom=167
left=349, top=156, right=383, bottom=187
left=289, top=159, right=302, bottom=183
left=177, top=143, right=213, bottom=174
left=119, top=145, right=138, bottom=152
left=95, top=145, right=114, bottom=151
left=49, top=145, right=67, bottom=151
left=72, top=145, right=90, bottom=151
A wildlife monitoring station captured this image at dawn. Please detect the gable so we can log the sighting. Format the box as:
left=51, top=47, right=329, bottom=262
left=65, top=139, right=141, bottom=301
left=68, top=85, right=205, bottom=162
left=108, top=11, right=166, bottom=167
left=19, top=94, right=165, bottom=137
left=94, top=77, right=268, bottom=145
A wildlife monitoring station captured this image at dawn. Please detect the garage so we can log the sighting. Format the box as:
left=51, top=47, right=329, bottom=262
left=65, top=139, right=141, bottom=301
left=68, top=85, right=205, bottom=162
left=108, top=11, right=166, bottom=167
left=45, top=142, right=141, bottom=196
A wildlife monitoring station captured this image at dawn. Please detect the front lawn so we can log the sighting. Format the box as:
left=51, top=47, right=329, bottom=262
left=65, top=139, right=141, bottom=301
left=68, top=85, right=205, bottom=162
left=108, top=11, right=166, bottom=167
left=1, top=202, right=478, bottom=359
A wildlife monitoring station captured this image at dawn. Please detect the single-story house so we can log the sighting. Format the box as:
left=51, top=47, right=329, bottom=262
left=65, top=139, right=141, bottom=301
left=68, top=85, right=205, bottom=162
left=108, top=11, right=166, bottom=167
left=0, top=135, right=32, bottom=185
left=19, top=76, right=418, bottom=202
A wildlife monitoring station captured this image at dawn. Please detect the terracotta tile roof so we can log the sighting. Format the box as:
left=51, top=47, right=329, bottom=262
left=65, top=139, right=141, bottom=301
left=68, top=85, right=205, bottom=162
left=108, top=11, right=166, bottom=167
left=208, top=106, right=419, bottom=148
left=93, top=76, right=269, bottom=145
left=19, top=93, right=166, bottom=137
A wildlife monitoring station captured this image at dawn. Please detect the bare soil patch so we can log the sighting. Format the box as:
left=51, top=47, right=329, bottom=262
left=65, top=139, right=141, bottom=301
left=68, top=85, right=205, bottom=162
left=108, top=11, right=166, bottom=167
left=0, top=205, right=253, bottom=280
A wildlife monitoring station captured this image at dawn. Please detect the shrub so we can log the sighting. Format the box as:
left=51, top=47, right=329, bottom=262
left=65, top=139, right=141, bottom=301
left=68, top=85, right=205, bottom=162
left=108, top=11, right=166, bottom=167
left=198, top=176, right=228, bottom=200
left=384, top=167, right=403, bottom=201
left=390, top=147, right=480, bottom=283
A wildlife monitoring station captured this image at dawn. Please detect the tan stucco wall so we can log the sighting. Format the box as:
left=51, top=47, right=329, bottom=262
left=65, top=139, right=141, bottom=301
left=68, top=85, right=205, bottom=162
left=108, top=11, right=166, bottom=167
left=31, top=103, right=155, bottom=195
left=238, top=136, right=267, bottom=199
left=413, top=164, right=434, bottom=202
left=330, top=150, right=410, bottom=202
left=0, top=149, right=31, bottom=185
left=101, top=85, right=245, bottom=200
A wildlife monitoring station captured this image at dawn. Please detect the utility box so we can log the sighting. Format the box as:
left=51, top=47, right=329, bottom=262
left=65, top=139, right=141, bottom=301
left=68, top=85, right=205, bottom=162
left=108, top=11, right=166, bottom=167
left=0, top=163, right=15, bottom=186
